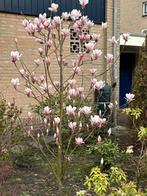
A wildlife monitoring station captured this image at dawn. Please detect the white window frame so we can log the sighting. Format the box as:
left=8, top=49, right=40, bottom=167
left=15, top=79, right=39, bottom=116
left=143, top=1, right=147, bottom=16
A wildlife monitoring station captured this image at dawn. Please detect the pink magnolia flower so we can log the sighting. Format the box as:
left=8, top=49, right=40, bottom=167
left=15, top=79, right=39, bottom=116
left=38, top=48, right=44, bottom=55
left=106, top=53, right=113, bottom=63
left=39, top=13, right=47, bottom=23
left=37, top=133, right=40, bottom=138
left=69, top=59, right=77, bottom=67
left=80, top=106, right=92, bottom=115
left=45, top=57, right=51, bottom=65
left=102, top=22, right=107, bottom=30
left=89, top=68, right=97, bottom=76
left=72, top=66, right=81, bottom=75
left=38, top=75, right=45, bottom=84
left=100, top=157, right=104, bottom=165
left=68, top=88, right=78, bottom=98
left=62, top=12, right=70, bottom=20
left=22, top=19, right=29, bottom=27
left=54, top=81, right=60, bottom=88
left=122, top=33, right=130, bottom=42
left=44, top=118, right=48, bottom=125
left=80, top=15, right=88, bottom=25
left=70, top=9, right=81, bottom=21
left=54, top=117, right=60, bottom=125
left=97, top=135, right=102, bottom=143
left=68, top=79, right=76, bottom=88
left=93, top=80, right=105, bottom=91
left=77, top=87, right=84, bottom=94
left=90, top=115, right=106, bottom=128
left=86, top=20, right=94, bottom=28
left=79, top=34, right=85, bottom=41
left=77, top=52, right=85, bottom=61
left=108, top=102, right=114, bottom=110
left=109, top=36, right=118, bottom=45
left=53, top=16, right=61, bottom=25
left=85, top=42, right=95, bottom=51
left=44, top=18, right=51, bottom=29
left=47, top=40, right=53, bottom=48
left=31, top=73, right=38, bottom=84
left=35, top=38, right=44, bottom=44
left=91, top=33, right=101, bottom=42
left=40, top=82, right=48, bottom=92
left=66, top=105, right=76, bottom=116
left=75, top=137, right=84, bottom=145
left=28, top=112, right=32, bottom=119
left=91, top=78, right=97, bottom=85
left=91, top=49, right=102, bottom=60
left=48, top=3, right=58, bottom=12
left=20, top=69, right=26, bottom=77
left=68, top=122, right=77, bottom=131
left=79, top=0, right=89, bottom=8
left=10, top=51, right=21, bottom=62
left=125, top=93, right=135, bottom=103
left=25, top=88, right=32, bottom=97
left=108, top=128, right=112, bottom=136
left=11, top=78, right=20, bottom=89
left=34, top=59, right=40, bottom=66
left=43, top=106, right=52, bottom=115
left=25, top=23, right=37, bottom=34
left=84, top=34, right=91, bottom=42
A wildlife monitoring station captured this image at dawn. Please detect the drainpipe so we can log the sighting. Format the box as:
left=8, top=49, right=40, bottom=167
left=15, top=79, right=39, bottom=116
left=112, top=0, right=118, bottom=126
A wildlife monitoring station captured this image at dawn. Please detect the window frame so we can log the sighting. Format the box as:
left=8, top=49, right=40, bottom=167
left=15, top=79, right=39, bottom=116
left=143, top=1, right=147, bottom=16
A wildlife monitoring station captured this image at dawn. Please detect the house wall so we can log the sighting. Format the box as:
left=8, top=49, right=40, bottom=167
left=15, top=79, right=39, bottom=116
left=0, top=0, right=120, bottom=114
left=120, top=0, right=147, bottom=34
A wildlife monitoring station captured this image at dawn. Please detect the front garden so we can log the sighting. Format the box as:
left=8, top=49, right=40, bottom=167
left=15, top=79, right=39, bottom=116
left=0, top=1, right=147, bottom=195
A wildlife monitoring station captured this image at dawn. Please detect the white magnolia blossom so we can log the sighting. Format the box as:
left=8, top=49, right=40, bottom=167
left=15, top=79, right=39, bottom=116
left=11, top=78, right=20, bottom=88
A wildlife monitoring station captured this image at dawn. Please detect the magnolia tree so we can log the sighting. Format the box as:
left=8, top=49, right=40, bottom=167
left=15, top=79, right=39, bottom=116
left=10, top=0, right=131, bottom=193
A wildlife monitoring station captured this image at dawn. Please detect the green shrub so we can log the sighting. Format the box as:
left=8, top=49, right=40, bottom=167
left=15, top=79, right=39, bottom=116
left=84, top=166, right=145, bottom=195
left=87, top=139, right=122, bottom=170
left=0, top=96, right=22, bottom=161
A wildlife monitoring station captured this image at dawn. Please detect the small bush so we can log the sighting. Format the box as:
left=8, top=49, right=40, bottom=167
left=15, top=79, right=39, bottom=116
left=0, top=96, right=22, bottom=161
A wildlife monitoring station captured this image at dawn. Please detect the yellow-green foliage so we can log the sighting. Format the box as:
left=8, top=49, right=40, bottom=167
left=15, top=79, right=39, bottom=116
left=85, top=166, right=109, bottom=195
left=138, top=127, right=147, bottom=140
left=123, top=107, right=142, bottom=119
left=84, top=166, right=145, bottom=195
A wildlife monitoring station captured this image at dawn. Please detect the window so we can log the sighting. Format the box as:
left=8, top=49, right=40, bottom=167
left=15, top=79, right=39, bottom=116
left=143, top=2, right=147, bottom=16
left=70, top=28, right=89, bottom=53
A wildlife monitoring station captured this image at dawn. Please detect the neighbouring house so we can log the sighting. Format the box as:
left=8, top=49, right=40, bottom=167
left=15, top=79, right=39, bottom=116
left=119, top=0, right=147, bottom=106
left=0, top=0, right=120, bottom=113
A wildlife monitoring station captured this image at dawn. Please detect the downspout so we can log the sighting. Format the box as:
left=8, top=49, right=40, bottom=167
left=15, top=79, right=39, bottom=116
left=112, top=0, right=118, bottom=125
left=103, top=0, right=107, bottom=81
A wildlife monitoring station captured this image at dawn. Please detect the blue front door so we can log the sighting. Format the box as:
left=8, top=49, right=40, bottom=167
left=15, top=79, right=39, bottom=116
left=119, top=53, right=135, bottom=107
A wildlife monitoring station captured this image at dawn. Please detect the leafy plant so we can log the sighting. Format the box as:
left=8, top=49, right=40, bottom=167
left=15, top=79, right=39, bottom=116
left=84, top=166, right=145, bottom=195
left=85, top=166, right=109, bottom=195
left=133, top=40, right=147, bottom=126
left=110, top=182, right=145, bottom=196
left=0, top=96, right=22, bottom=161
left=87, top=139, right=121, bottom=170
left=109, top=167, right=126, bottom=185
left=123, top=106, right=147, bottom=190
left=138, top=127, right=147, bottom=140
left=123, top=107, right=142, bottom=120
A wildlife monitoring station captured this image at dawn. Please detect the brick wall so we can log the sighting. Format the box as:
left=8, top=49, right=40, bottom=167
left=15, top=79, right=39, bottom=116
left=120, top=0, right=147, bottom=34
left=0, top=0, right=120, bottom=114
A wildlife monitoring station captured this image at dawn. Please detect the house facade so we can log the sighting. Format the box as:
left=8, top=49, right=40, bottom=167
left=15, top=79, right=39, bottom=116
left=0, top=0, right=120, bottom=113
left=119, top=0, right=147, bottom=106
